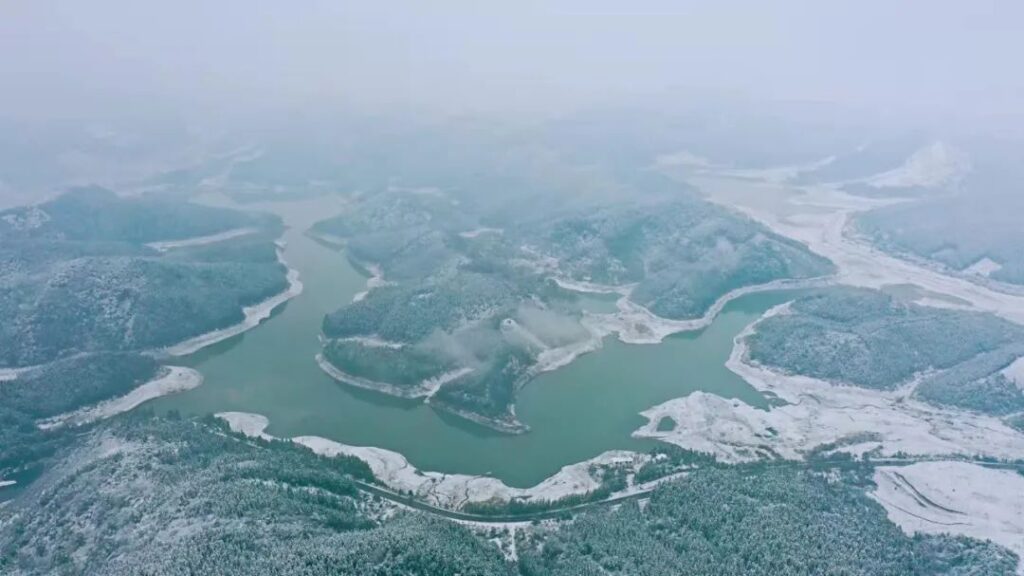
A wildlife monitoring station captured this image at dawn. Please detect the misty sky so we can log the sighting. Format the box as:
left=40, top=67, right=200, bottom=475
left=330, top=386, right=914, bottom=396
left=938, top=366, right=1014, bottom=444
left=2, top=1, right=1023, bottom=124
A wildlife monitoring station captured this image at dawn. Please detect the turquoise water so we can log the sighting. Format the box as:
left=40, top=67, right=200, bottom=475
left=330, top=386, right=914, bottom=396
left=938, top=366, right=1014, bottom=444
left=154, top=196, right=789, bottom=487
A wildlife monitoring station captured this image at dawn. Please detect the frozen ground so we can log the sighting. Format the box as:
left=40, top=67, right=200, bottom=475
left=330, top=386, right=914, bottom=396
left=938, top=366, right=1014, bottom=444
left=217, top=411, right=647, bottom=510
left=38, top=366, right=202, bottom=430
left=634, top=303, right=1024, bottom=463
left=870, top=461, right=1024, bottom=575
left=215, top=412, right=273, bottom=440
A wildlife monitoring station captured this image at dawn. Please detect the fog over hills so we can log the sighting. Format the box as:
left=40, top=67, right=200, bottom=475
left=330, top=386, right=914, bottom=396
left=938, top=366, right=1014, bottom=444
left=2, top=2, right=1024, bottom=575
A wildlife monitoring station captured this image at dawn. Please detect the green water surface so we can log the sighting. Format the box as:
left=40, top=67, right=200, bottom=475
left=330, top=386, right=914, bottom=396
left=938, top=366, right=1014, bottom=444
left=155, top=195, right=791, bottom=487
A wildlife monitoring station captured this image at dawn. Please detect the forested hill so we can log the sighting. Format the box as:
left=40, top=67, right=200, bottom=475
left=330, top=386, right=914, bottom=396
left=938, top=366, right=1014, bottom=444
left=2, top=413, right=1017, bottom=575
left=0, top=188, right=290, bottom=490
left=313, top=177, right=833, bottom=431
left=0, top=187, right=287, bottom=367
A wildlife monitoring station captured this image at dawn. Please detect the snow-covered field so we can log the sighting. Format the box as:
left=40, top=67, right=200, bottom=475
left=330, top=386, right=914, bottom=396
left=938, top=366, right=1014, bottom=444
left=215, top=412, right=273, bottom=440
left=217, top=411, right=647, bottom=510
left=161, top=252, right=303, bottom=356
left=145, top=227, right=257, bottom=252
left=870, top=461, right=1024, bottom=575
left=634, top=303, right=1024, bottom=463
left=38, top=366, right=203, bottom=430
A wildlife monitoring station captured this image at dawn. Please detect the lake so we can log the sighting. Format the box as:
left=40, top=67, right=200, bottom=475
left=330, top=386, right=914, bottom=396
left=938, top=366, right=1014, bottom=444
left=154, top=195, right=793, bottom=487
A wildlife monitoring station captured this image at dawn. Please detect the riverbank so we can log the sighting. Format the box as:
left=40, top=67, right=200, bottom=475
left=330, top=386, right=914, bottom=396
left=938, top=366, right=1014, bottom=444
left=145, top=227, right=258, bottom=252
left=38, top=366, right=203, bottom=430
left=581, top=275, right=833, bottom=345
left=159, top=246, right=304, bottom=357
left=634, top=302, right=1024, bottom=463
left=315, top=352, right=459, bottom=400
left=218, top=411, right=645, bottom=510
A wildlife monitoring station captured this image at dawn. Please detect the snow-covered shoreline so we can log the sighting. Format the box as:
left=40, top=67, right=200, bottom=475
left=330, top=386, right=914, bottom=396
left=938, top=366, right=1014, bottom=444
left=160, top=250, right=303, bottom=357
left=216, top=412, right=272, bottom=440
left=334, top=336, right=406, bottom=349
left=585, top=275, right=832, bottom=345
left=423, top=367, right=475, bottom=398
left=426, top=399, right=530, bottom=434
left=315, top=353, right=448, bottom=399
left=38, top=366, right=203, bottom=430
left=145, top=227, right=258, bottom=252
left=216, top=411, right=646, bottom=510
left=352, top=262, right=390, bottom=303
left=634, top=303, right=1024, bottom=463
left=458, top=227, right=504, bottom=239
left=0, top=366, right=29, bottom=382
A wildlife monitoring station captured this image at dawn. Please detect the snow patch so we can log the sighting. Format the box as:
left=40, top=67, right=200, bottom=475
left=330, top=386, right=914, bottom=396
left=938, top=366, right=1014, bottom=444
left=963, top=257, right=1003, bottom=278
left=38, top=366, right=202, bottom=430
left=0, top=367, right=27, bottom=382
left=870, top=461, right=1024, bottom=575
left=458, top=227, right=504, bottom=239
left=335, top=336, right=406, bottom=349
left=352, top=263, right=392, bottom=302
left=214, top=412, right=272, bottom=440
left=1002, top=357, right=1024, bottom=390
left=867, top=141, right=971, bottom=189
left=145, top=227, right=257, bottom=252
left=656, top=149, right=837, bottom=185
left=535, top=332, right=604, bottom=373
left=551, top=276, right=632, bottom=295
left=423, top=367, right=475, bottom=398
left=585, top=276, right=830, bottom=345
left=1, top=206, right=50, bottom=230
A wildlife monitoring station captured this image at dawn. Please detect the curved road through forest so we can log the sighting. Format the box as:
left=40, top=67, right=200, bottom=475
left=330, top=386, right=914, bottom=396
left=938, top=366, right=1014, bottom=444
left=349, top=457, right=1024, bottom=525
